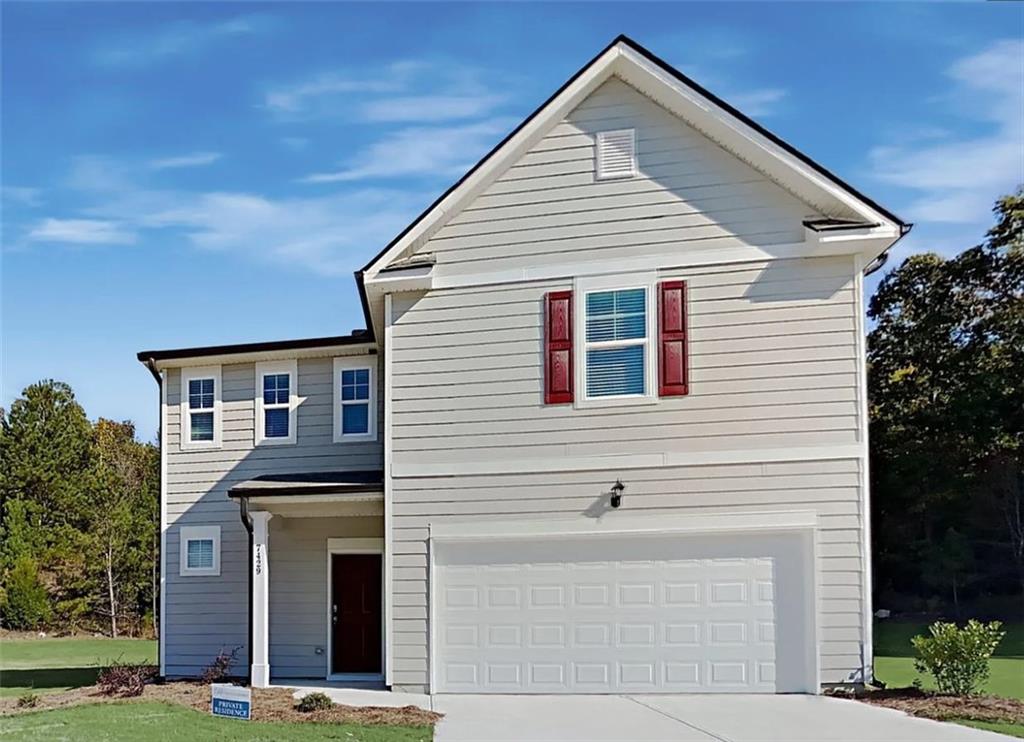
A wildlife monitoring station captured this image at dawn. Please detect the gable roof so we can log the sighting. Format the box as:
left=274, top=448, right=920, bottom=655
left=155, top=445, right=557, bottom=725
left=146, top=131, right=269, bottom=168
left=359, top=33, right=908, bottom=284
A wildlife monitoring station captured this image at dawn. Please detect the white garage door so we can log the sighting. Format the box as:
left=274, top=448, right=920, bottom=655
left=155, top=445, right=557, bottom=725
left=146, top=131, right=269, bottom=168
left=432, top=532, right=814, bottom=693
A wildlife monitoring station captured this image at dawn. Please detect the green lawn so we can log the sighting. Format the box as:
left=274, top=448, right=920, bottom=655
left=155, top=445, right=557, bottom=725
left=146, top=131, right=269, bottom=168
left=957, top=719, right=1024, bottom=739
left=873, top=620, right=1024, bottom=700
left=0, top=638, right=156, bottom=698
left=2, top=702, right=432, bottom=742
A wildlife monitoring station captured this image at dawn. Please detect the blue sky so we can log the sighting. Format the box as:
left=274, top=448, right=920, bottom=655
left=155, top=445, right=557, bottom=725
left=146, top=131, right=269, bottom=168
left=3, top=2, right=1022, bottom=441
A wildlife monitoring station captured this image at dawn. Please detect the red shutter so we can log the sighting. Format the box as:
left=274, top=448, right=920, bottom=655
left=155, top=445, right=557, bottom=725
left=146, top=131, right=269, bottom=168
left=658, top=281, right=688, bottom=396
left=544, top=291, right=573, bottom=404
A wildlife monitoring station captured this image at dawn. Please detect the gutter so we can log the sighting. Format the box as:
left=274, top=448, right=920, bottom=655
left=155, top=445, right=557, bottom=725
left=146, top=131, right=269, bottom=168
left=142, top=358, right=164, bottom=679
left=238, top=496, right=254, bottom=686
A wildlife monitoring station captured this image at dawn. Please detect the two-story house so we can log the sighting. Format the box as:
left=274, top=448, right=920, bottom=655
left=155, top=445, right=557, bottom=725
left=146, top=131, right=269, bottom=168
left=138, top=35, right=909, bottom=695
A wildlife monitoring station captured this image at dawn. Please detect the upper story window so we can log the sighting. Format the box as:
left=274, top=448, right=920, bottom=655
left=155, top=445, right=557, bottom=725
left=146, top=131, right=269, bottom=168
left=574, top=273, right=657, bottom=408
left=255, top=360, right=297, bottom=445
left=333, top=356, right=377, bottom=442
left=180, top=365, right=221, bottom=450
left=179, top=525, right=220, bottom=577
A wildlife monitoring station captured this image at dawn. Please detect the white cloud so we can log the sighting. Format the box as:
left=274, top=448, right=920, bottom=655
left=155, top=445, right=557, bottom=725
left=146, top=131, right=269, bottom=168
left=263, top=66, right=414, bottom=114
left=869, top=39, right=1024, bottom=224
left=360, top=94, right=506, bottom=123
left=27, top=218, right=136, bottom=246
left=301, top=118, right=515, bottom=183
left=724, top=88, right=787, bottom=117
left=94, top=15, right=272, bottom=66
left=148, top=152, right=222, bottom=170
left=2, top=186, right=42, bottom=207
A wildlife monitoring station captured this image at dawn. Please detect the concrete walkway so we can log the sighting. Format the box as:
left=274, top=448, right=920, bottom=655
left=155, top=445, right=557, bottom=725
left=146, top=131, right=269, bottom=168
left=285, top=686, right=1014, bottom=742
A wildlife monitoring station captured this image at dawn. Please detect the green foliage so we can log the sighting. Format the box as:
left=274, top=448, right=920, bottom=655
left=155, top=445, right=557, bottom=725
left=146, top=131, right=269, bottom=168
left=1, top=556, right=51, bottom=629
left=912, top=620, right=1006, bottom=695
left=0, top=380, right=159, bottom=635
left=869, top=188, right=1024, bottom=610
left=296, top=692, right=335, bottom=712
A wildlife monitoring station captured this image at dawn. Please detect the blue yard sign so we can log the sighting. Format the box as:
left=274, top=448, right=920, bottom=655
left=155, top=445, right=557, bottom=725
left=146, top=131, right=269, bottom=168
left=211, top=683, right=251, bottom=720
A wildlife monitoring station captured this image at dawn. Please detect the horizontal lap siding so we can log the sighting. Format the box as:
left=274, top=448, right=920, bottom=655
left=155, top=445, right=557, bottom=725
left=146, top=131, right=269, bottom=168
left=390, top=460, right=867, bottom=689
left=164, top=357, right=382, bottom=677
left=268, top=516, right=382, bottom=678
left=416, top=78, right=819, bottom=275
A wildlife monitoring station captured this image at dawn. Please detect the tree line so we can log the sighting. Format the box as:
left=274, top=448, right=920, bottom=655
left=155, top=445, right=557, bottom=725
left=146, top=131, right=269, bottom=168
left=0, top=191, right=1019, bottom=635
left=0, top=383, right=158, bottom=637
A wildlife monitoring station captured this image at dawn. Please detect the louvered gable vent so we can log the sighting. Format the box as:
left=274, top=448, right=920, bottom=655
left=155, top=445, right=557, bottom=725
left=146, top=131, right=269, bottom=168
left=595, top=128, right=636, bottom=179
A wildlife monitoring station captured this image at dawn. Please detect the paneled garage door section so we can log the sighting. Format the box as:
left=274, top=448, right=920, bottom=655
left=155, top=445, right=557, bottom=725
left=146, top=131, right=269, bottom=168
left=433, top=534, right=803, bottom=693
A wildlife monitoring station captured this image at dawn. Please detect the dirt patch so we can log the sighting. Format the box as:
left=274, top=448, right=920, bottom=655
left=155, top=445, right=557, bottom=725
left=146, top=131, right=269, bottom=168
left=853, top=686, right=1024, bottom=725
left=1, top=681, right=440, bottom=728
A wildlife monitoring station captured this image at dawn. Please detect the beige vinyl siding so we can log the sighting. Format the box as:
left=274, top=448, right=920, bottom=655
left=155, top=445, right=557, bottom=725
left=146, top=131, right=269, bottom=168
left=163, top=355, right=382, bottom=678
left=411, top=77, right=821, bottom=275
left=268, top=516, right=383, bottom=678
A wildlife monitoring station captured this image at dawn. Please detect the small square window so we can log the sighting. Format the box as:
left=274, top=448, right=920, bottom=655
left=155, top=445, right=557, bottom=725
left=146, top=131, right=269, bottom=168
left=187, top=539, right=214, bottom=569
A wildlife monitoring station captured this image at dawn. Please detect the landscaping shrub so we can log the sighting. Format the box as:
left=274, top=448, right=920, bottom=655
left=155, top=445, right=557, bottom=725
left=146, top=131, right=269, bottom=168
left=912, top=619, right=1005, bottom=695
left=296, top=691, right=334, bottom=712
left=200, top=645, right=242, bottom=683
left=1, top=556, right=51, bottom=630
left=17, top=691, right=39, bottom=709
left=97, top=659, right=157, bottom=697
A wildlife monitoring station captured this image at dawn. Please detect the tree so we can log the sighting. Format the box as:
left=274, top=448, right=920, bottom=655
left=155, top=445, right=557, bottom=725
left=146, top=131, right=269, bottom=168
left=869, top=188, right=1023, bottom=609
left=87, top=419, right=158, bottom=637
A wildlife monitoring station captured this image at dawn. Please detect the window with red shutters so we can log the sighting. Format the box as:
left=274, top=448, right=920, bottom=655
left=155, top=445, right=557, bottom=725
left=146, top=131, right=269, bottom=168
left=658, top=281, right=688, bottom=396
left=544, top=291, right=573, bottom=404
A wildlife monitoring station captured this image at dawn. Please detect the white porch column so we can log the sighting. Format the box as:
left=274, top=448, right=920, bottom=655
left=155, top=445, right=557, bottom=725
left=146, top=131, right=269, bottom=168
left=250, top=511, right=273, bottom=688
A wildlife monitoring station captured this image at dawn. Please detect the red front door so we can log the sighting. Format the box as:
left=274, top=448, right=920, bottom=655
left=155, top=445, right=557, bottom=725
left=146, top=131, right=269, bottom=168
left=331, top=553, right=382, bottom=674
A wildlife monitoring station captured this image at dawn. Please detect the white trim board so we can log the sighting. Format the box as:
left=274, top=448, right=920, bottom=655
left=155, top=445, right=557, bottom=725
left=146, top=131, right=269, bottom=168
left=325, top=538, right=385, bottom=682
left=393, top=444, right=863, bottom=478
left=158, top=370, right=168, bottom=676
left=383, top=293, right=395, bottom=688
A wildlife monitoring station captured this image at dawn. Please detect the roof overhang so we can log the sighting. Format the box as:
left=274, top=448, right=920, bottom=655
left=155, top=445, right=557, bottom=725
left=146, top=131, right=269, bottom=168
left=357, top=35, right=910, bottom=325
left=228, top=470, right=384, bottom=499
left=137, top=333, right=376, bottom=370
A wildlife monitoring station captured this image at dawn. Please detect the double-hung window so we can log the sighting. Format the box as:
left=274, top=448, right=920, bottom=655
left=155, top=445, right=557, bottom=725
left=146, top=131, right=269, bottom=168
left=333, top=357, right=376, bottom=441
left=576, top=274, right=657, bottom=406
left=255, top=360, right=297, bottom=445
left=180, top=366, right=221, bottom=449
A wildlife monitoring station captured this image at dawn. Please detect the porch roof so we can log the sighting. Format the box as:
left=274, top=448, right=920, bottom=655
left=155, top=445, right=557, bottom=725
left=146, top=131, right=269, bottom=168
left=227, top=470, right=384, bottom=498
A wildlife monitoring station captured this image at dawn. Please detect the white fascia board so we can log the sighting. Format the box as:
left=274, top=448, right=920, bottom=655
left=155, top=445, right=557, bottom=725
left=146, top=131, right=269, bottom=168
left=152, top=344, right=376, bottom=371
left=614, top=47, right=900, bottom=233
left=362, top=46, right=622, bottom=279
left=429, top=509, right=819, bottom=542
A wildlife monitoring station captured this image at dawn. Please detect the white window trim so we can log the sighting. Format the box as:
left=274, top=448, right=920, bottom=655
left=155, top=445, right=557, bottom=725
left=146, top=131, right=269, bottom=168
left=255, top=360, right=298, bottom=446
left=574, top=272, right=658, bottom=409
left=333, top=356, right=377, bottom=443
left=179, top=525, right=221, bottom=577
left=180, top=365, right=222, bottom=451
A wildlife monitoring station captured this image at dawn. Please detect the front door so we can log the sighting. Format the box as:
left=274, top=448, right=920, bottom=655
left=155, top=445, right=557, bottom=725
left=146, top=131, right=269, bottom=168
left=331, top=553, right=382, bottom=675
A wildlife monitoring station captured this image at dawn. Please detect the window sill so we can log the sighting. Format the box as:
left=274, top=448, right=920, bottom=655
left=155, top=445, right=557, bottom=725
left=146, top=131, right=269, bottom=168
left=180, top=568, right=220, bottom=577
left=179, top=440, right=221, bottom=452
left=256, top=436, right=297, bottom=447
left=333, top=433, right=377, bottom=444
left=574, top=394, right=659, bottom=410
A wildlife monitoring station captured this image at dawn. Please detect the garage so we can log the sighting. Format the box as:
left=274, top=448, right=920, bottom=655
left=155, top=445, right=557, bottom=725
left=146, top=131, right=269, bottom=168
left=430, top=517, right=819, bottom=694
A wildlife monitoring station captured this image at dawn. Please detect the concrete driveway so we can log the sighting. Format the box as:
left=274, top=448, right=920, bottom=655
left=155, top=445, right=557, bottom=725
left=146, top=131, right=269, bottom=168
left=431, top=693, right=1013, bottom=742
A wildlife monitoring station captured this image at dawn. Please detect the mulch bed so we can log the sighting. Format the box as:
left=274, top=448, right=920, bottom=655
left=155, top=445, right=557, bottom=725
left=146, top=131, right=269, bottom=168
left=0, top=681, right=441, bottom=728
left=852, top=686, right=1024, bottom=725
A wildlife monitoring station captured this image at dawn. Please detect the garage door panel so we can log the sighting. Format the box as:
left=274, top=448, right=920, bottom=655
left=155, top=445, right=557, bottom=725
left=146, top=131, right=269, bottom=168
left=434, top=532, right=813, bottom=693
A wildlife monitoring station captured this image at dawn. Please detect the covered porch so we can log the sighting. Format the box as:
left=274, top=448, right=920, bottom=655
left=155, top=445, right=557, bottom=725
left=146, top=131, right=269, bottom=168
left=229, top=470, right=386, bottom=688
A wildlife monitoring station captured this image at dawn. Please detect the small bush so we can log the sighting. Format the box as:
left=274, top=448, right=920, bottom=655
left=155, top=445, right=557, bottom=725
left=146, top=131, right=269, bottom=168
left=1, top=556, right=51, bottom=630
left=97, top=659, right=157, bottom=697
left=912, top=619, right=1005, bottom=696
left=296, top=692, right=334, bottom=712
left=201, top=646, right=242, bottom=683
left=16, top=691, right=39, bottom=709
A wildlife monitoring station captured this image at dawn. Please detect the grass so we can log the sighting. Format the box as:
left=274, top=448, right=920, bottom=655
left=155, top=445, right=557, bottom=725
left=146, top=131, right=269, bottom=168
left=957, top=719, right=1024, bottom=739
left=873, top=620, right=1024, bottom=700
left=2, top=701, right=432, bottom=741
left=0, top=637, right=156, bottom=698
